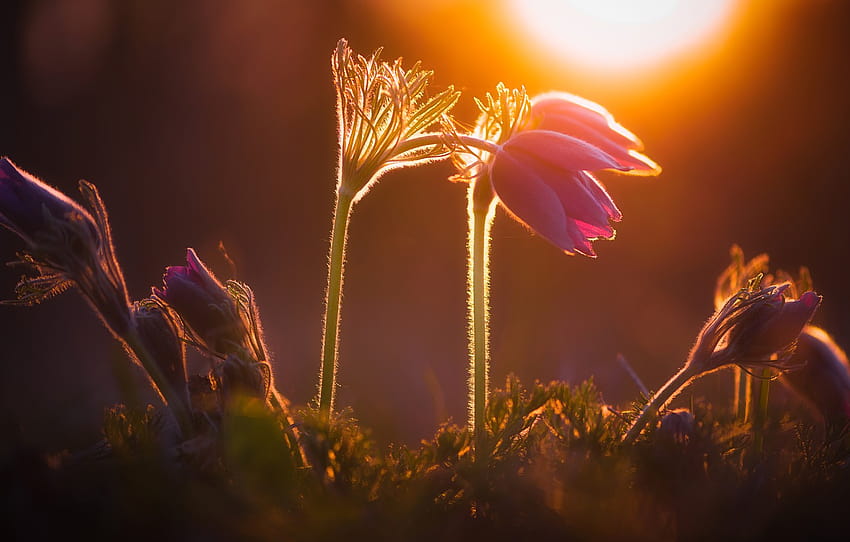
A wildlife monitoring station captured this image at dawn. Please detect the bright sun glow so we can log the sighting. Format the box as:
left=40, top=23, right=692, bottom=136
left=510, top=0, right=739, bottom=73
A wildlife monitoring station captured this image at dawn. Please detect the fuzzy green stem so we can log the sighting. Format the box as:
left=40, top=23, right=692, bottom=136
left=734, top=366, right=751, bottom=422
left=468, top=188, right=496, bottom=456
left=125, top=327, right=193, bottom=438
left=318, top=189, right=355, bottom=418
left=623, top=363, right=700, bottom=444
left=752, top=368, right=772, bottom=454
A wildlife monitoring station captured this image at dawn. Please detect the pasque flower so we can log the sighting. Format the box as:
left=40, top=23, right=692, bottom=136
left=0, top=157, right=130, bottom=335
left=333, top=38, right=460, bottom=198
left=624, top=281, right=821, bottom=444
left=154, top=248, right=265, bottom=364
left=781, top=326, right=850, bottom=432
left=154, top=248, right=284, bottom=409
left=317, top=39, right=460, bottom=417
left=0, top=157, right=194, bottom=433
left=458, top=86, right=661, bottom=256
left=451, top=85, right=661, bottom=454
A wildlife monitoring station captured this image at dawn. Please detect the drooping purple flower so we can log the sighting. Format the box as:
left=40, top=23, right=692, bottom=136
left=464, top=89, right=661, bottom=257
left=0, top=157, right=98, bottom=246
left=0, top=157, right=130, bottom=334
left=694, top=284, right=821, bottom=373
left=723, top=289, right=821, bottom=365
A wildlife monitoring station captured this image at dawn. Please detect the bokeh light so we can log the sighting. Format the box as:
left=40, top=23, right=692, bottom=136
left=508, top=0, right=740, bottom=74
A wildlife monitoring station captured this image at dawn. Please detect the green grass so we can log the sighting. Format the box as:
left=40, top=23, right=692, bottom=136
left=3, top=375, right=849, bottom=541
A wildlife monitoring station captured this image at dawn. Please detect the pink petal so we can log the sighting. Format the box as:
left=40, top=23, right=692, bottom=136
left=577, top=172, right=622, bottom=221
left=530, top=113, right=661, bottom=174
left=499, top=146, right=615, bottom=227
left=503, top=130, right=628, bottom=173
left=573, top=218, right=614, bottom=239
left=489, top=151, right=578, bottom=254
left=531, top=92, right=643, bottom=150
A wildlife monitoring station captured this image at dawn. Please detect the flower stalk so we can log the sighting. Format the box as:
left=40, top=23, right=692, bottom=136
left=448, top=84, right=660, bottom=452
left=467, top=184, right=497, bottom=452
left=316, top=39, right=459, bottom=416
left=752, top=368, right=772, bottom=454
left=318, top=189, right=354, bottom=416
left=623, top=281, right=820, bottom=445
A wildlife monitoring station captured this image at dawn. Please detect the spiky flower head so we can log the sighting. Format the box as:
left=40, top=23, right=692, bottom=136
left=333, top=38, right=460, bottom=199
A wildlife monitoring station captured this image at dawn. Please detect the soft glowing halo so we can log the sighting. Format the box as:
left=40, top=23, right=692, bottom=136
left=509, top=0, right=739, bottom=73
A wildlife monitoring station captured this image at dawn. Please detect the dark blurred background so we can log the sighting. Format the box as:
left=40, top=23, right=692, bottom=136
left=1, top=0, right=849, bottom=450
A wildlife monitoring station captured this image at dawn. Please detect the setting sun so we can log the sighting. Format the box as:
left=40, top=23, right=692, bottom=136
left=509, top=0, right=739, bottom=73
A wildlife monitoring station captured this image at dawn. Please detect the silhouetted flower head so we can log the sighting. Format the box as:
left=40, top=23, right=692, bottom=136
left=154, top=248, right=267, bottom=366
left=692, top=281, right=821, bottom=374
left=713, top=244, right=813, bottom=311
left=454, top=85, right=660, bottom=256
left=726, top=289, right=820, bottom=363
left=0, top=157, right=130, bottom=334
left=781, top=326, right=850, bottom=431
left=333, top=39, right=460, bottom=199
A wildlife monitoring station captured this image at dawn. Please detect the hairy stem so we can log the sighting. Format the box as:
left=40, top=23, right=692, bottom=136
left=468, top=187, right=496, bottom=455
left=125, top=326, right=193, bottom=437
left=318, top=189, right=355, bottom=417
left=734, top=366, right=751, bottom=422
left=752, top=368, right=772, bottom=454
left=623, top=363, right=700, bottom=444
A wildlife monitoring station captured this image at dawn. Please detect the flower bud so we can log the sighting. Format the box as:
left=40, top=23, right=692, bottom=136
left=154, top=248, right=245, bottom=356
left=781, top=326, right=850, bottom=432
left=0, top=158, right=131, bottom=335
left=133, top=301, right=189, bottom=412
left=657, top=408, right=695, bottom=444
left=217, top=355, right=271, bottom=404
left=0, top=157, right=97, bottom=246
left=725, top=290, right=821, bottom=364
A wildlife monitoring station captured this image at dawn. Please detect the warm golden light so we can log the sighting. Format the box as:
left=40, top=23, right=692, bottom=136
left=509, top=0, right=739, bottom=73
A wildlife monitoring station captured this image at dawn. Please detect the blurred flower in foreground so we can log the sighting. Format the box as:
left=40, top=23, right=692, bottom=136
left=0, top=156, right=130, bottom=335
left=657, top=408, right=695, bottom=445
left=782, top=326, right=850, bottom=433
left=455, top=85, right=661, bottom=256
left=624, top=279, right=820, bottom=444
